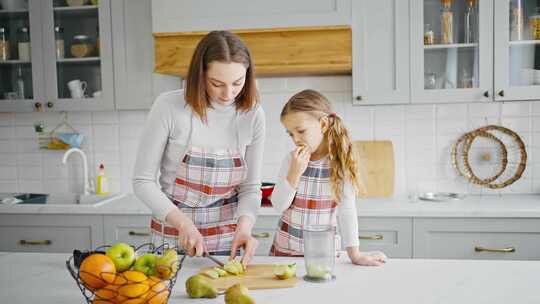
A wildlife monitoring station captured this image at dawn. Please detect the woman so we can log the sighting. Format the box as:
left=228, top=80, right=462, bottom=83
left=133, top=31, right=265, bottom=266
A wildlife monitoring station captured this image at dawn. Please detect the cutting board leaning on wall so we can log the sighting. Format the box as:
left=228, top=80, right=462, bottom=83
left=353, top=140, right=395, bottom=198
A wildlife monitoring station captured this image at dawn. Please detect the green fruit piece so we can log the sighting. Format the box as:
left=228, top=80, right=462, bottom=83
left=306, top=265, right=332, bottom=280
left=105, top=242, right=136, bottom=272
left=133, top=253, right=158, bottom=276
left=155, top=249, right=179, bottom=279
left=185, top=274, right=218, bottom=298
left=204, top=269, right=220, bottom=279
left=273, top=263, right=297, bottom=280
left=225, top=283, right=255, bottom=304
left=223, top=260, right=244, bottom=275
left=213, top=267, right=228, bottom=277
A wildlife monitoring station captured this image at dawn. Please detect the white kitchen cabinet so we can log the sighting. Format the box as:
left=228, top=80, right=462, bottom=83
left=493, top=0, right=540, bottom=101
left=151, top=0, right=351, bottom=33
left=252, top=215, right=279, bottom=256
left=0, top=214, right=103, bottom=253
left=111, top=0, right=155, bottom=110
left=410, top=0, right=494, bottom=103
left=414, top=218, right=540, bottom=260
left=352, top=0, right=411, bottom=105
left=0, top=0, right=115, bottom=112
left=103, top=215, right=152, bottom=245
left=356, top=217, right=413, bottom=258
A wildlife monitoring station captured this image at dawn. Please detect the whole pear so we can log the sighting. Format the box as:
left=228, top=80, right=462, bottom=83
left=185, top=274, right=218, bottom=298
left=225, top=283, right=255, bottom=304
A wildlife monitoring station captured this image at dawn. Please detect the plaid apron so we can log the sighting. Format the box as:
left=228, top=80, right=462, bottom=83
left=270, top=158, right=340, bottom=256
left=150, top=112, right=247, bottom=254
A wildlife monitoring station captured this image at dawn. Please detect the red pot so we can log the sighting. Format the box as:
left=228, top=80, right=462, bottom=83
left=261, top=182, right=275, bottom=207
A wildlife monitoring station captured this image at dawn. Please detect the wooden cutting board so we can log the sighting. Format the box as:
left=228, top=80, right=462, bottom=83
left=198, top=264, right=298, bottom=291
left=353, top=140, right=395, bottom=198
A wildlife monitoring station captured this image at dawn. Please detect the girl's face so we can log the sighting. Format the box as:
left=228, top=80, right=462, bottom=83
left=205, top=61, right=247, bottom=104
left=282, top=112, right=329, bottom=153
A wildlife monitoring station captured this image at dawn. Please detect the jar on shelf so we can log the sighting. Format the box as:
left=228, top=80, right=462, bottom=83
left=440, top=0, right=454, bottom=44
left=0, top=27, right=10, bottom=61
left=70, top=35, right=93, bottom=58
left=55, top=26, right=65, bottom=59
left=529, top=7, right=540, bottom=40
left=17, top=26, right=31, bottom=61
left=424, top=23, right=435, bottom=45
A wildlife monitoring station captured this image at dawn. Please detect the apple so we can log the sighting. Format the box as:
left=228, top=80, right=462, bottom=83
left=155, top=248, right=179, bottom=279
left=133, top=253, right=158, bottom=276
left=106, top=242, right=136, bottom=272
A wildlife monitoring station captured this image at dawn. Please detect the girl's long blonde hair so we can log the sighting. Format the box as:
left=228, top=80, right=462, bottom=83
left=281, top=89, right=363, bottom=202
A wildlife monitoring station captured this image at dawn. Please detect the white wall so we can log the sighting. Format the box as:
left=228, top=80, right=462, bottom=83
left=1, top=75, right=539, bottom=196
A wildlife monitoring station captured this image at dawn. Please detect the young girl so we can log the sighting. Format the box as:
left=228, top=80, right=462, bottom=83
left=269, top=89, right=387, bottom=266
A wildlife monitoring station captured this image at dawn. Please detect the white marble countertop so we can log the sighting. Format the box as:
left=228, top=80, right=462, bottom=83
left=0, top=252, right=539, bottom=304
left=0, top=193, right=539, bottom=218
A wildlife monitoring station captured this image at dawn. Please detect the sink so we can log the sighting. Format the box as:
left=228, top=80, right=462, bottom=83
left=0, top=193, right=125, bottom=206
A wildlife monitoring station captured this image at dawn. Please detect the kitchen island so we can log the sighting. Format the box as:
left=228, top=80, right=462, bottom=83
left=1, top=251, right=539, bottom=304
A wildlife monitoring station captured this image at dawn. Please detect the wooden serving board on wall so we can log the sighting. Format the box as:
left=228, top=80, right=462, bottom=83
left=353, top=140, right=395, bottom=198
left=198, top=264, right=298, bottom=291
left=154, top=25, right=351, bottom=77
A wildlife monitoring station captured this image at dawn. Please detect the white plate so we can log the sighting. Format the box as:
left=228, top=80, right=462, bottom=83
left=418, top=192, right=466, bottom=202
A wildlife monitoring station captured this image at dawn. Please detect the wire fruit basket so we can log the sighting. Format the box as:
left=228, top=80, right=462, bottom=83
left=66, top=243, right=186, bottom=304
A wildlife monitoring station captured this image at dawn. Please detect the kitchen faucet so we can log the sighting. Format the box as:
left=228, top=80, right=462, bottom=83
left=62, top=148, right=93, bottom=195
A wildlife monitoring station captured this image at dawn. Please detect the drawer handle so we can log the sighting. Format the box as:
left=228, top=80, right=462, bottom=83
left=359, top=234, right=383, bottom=240
left=19, top=240, right=52, bottom=245
left=252, top=232, right=270, bottom=238
left=128, top=231, right=150, bottom=236
left=474, top=246, right=515, bottom=253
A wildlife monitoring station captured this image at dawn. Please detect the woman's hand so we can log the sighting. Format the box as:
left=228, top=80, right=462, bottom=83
left=287, top=145, right=311, bottom=188
left=178, top=222, right=205, bottom=257
left=347, top=247, right=387, bottom=266
left=230, top=216, right=258, bottom=267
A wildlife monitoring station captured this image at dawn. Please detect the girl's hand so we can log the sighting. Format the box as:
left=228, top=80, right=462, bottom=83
left=230, top=230, right=258, bottom=268
left=178, top=222, right=205, bottom=257
left=347, top=247, right=387, bottom=266
left=287, top=145, right=311, bottom=188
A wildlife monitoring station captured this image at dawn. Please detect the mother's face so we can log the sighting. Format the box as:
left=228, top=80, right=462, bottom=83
left=205, top=61, right=247, bottom=104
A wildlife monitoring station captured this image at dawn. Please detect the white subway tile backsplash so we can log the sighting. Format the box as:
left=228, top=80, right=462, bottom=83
left=501, top=102, right=531, bottom=117
left=437, top=104, right=468, bottom=120
left=2, top=77, right=539, bottom=196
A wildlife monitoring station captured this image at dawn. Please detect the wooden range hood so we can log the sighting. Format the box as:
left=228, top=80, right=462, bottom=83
left=154, top=25, right=352, bottom=77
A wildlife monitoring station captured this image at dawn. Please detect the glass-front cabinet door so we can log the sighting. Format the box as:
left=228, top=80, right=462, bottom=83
left=0, top=0, right=45, bottom=111
left=41, top=0, right=114, bottom=111
left=411, top=0, right=493, bottom=103
left=494, top=0, right=540, bottom=101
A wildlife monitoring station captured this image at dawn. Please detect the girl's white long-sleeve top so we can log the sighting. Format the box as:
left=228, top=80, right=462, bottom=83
left=271, top=152, right=360, bottom=248
left=132, top=90, right=265, bottom=223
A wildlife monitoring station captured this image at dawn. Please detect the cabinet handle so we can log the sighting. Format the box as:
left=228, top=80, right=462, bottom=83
left=498, top=90, right=505, bottom=97
left=251, top=232, right=270, bottom=238
left=19, top=239, right=52, bottom=245
left=128, top=231, right=150, bottom=236
left=355, top=96, right=363, bottom=101
left=483, top=91, right=489, bottom=98
left=474, top=246, right=515, bottom=253
left=34, top=102, right=42, bottom=111
left=358, top=234, right=383, bottom=240
left=46, top=101, right=54, bottom=108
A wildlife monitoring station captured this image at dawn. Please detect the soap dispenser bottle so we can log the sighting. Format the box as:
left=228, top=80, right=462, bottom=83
left=96, top=163, right=109, bottom=195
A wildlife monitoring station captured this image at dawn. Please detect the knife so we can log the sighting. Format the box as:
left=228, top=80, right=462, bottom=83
left=203, top=251, right=225, bottom=267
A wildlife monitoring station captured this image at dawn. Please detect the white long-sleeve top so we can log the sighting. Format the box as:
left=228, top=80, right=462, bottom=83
left=271, top=152, right=360, bottom=248
left=132, top=90, right=265, bottom=223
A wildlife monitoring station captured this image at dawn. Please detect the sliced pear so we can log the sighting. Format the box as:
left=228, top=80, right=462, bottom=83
left=203, top=269, right=220, bottom=279
left=273, top=263, right=297, bottom=280
left=306, top=265, right=332, bottom=280
left=223, top=260, right=244, bottom=275
left=213, top=267, right=228, bottom=277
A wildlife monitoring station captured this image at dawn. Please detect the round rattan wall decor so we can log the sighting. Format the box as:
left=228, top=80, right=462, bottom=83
left=451, top=125, right=527, bottom=189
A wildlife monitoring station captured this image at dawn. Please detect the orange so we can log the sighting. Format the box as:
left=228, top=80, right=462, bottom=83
left=80, top=254, right=117, bottom=289
left=121, top=270, right=148, bottom=283
left=95, top=284, right=120, bottom=301
left=146, top=290, right=170, bottom=304
left=118, top=282, right=150, bottom=298
left=121, top=298, right=146, bottom=304
left=92, top=300, right=116, bottom=304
